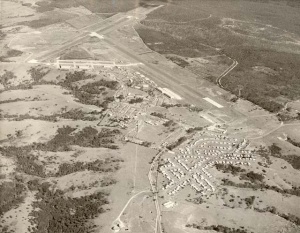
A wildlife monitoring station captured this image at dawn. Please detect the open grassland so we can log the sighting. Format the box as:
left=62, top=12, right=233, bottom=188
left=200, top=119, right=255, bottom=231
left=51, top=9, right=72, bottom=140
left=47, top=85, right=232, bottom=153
left=34, top=0, right=143, bottom=13
left=20, top=10, right=77, bottom=28
left=5, top=0, right=150, bottom=29
left=136, top=0, right=300, bottom=113
left=0, top=65, right=125, bottom=233
left=60, top=47, right=94, bottom=60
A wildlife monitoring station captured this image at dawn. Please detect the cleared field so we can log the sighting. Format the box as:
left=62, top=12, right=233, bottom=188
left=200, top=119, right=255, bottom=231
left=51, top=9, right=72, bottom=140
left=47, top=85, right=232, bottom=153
left=66, top=14, right=103, bottom=29
left=136, top=25, right=218, bottom=57
left=8, top=23, right=79, bottom=57
left=21, top=9, right=78, bottom=28
left=35, top=0, right=143, bottom=13
left=60, top=47, right=94, bottom=60
left=0, top=0, right=39, bottom=26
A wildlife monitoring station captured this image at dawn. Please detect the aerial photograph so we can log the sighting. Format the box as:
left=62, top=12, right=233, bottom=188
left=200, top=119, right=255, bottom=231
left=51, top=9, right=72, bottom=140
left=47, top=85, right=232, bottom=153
left=0, top=0, right=300, bottom=232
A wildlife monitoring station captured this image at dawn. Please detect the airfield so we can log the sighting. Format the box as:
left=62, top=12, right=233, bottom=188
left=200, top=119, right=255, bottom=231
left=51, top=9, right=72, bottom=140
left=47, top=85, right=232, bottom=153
left=1, top=1, right=300, bottom=233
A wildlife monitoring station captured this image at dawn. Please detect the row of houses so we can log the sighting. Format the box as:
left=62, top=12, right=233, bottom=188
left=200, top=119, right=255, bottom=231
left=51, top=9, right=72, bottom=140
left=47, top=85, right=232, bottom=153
left=159, top=130, right=256, bottom=197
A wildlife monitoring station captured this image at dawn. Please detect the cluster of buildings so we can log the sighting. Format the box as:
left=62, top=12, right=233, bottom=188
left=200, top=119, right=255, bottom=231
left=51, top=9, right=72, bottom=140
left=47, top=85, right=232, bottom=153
left=159, top=130, right=256, bottom=197
left=145, top=115, right=169, bottom=126
left=98, top=67, right=176, bottom=129
left=56, top=59, right=117, bottom=70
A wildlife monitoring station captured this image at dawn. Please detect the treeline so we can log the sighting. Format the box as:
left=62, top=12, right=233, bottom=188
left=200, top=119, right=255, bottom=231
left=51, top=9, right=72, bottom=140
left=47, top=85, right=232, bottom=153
left=269, top=144, right=300, bottom=170
left=186, top=127, right=203, bottom=134
left=254, top=206, right=300, bottom=226
left=56, top=158, right=123, bottom=176
left=287, top=137, right=300, bottom=148
left=0, top=49, right=23, bottom=62
left=0, top=181, right=26, bottom=215
left=81, top=79, right=118, bottom=91
left=240, top=171, right=264, bottom=183
left=63, top=71, right=95, bottom=83
left=161, top=103, right=183, bottom=108
left=59, top=109, right=98, bottom=121
left=186, top=197, right=205, bottom=204
left=0, top=70, right=16, bottom=87
left=244, top=196, right=255, bottom=208
left=166, top=55, right=189, bottom=68
left=62, top=71, right=118, bottom=90
left=228, top=88, right=283, bottom=113
left=215, top=165, right=263, bottom=182
left=166, top=136, right=187, bottom=150
left=215, top=164, right=246, bottom=175
left=188, top=105, right=203, bottom=112
left=27, top=67, right=50, bottom=83
left=186, top=223, right=248, bottom=233
left=160, top=102, right=203, bottom=112
left=0, top=98, right=24, bottom=104
left=33, top=126, right=121, bottom=151
left=4, top=109, right=98, bottom=122
left=286, top=0, right=300, bottom=8
left=128, top=97, right=143, bottom=104
left=150, top=112, right=166, bottom=119
left=0, top=67, right=53, bottom=91
left=221, top=178, right=300, bottom=197
left=0, top=28, right=6, bottom=40
left=163, top=120, right=176, bottom=127
left=15, top=153, right=46, bottom=177
left=0, top=146, right=46, bottom=177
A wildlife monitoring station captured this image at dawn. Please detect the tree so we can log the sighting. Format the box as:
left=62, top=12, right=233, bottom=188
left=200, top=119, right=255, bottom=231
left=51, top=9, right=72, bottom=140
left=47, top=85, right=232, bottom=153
left=0, top=70, right=16, bottom=87
left=15, top=130, right=23, bottom=137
